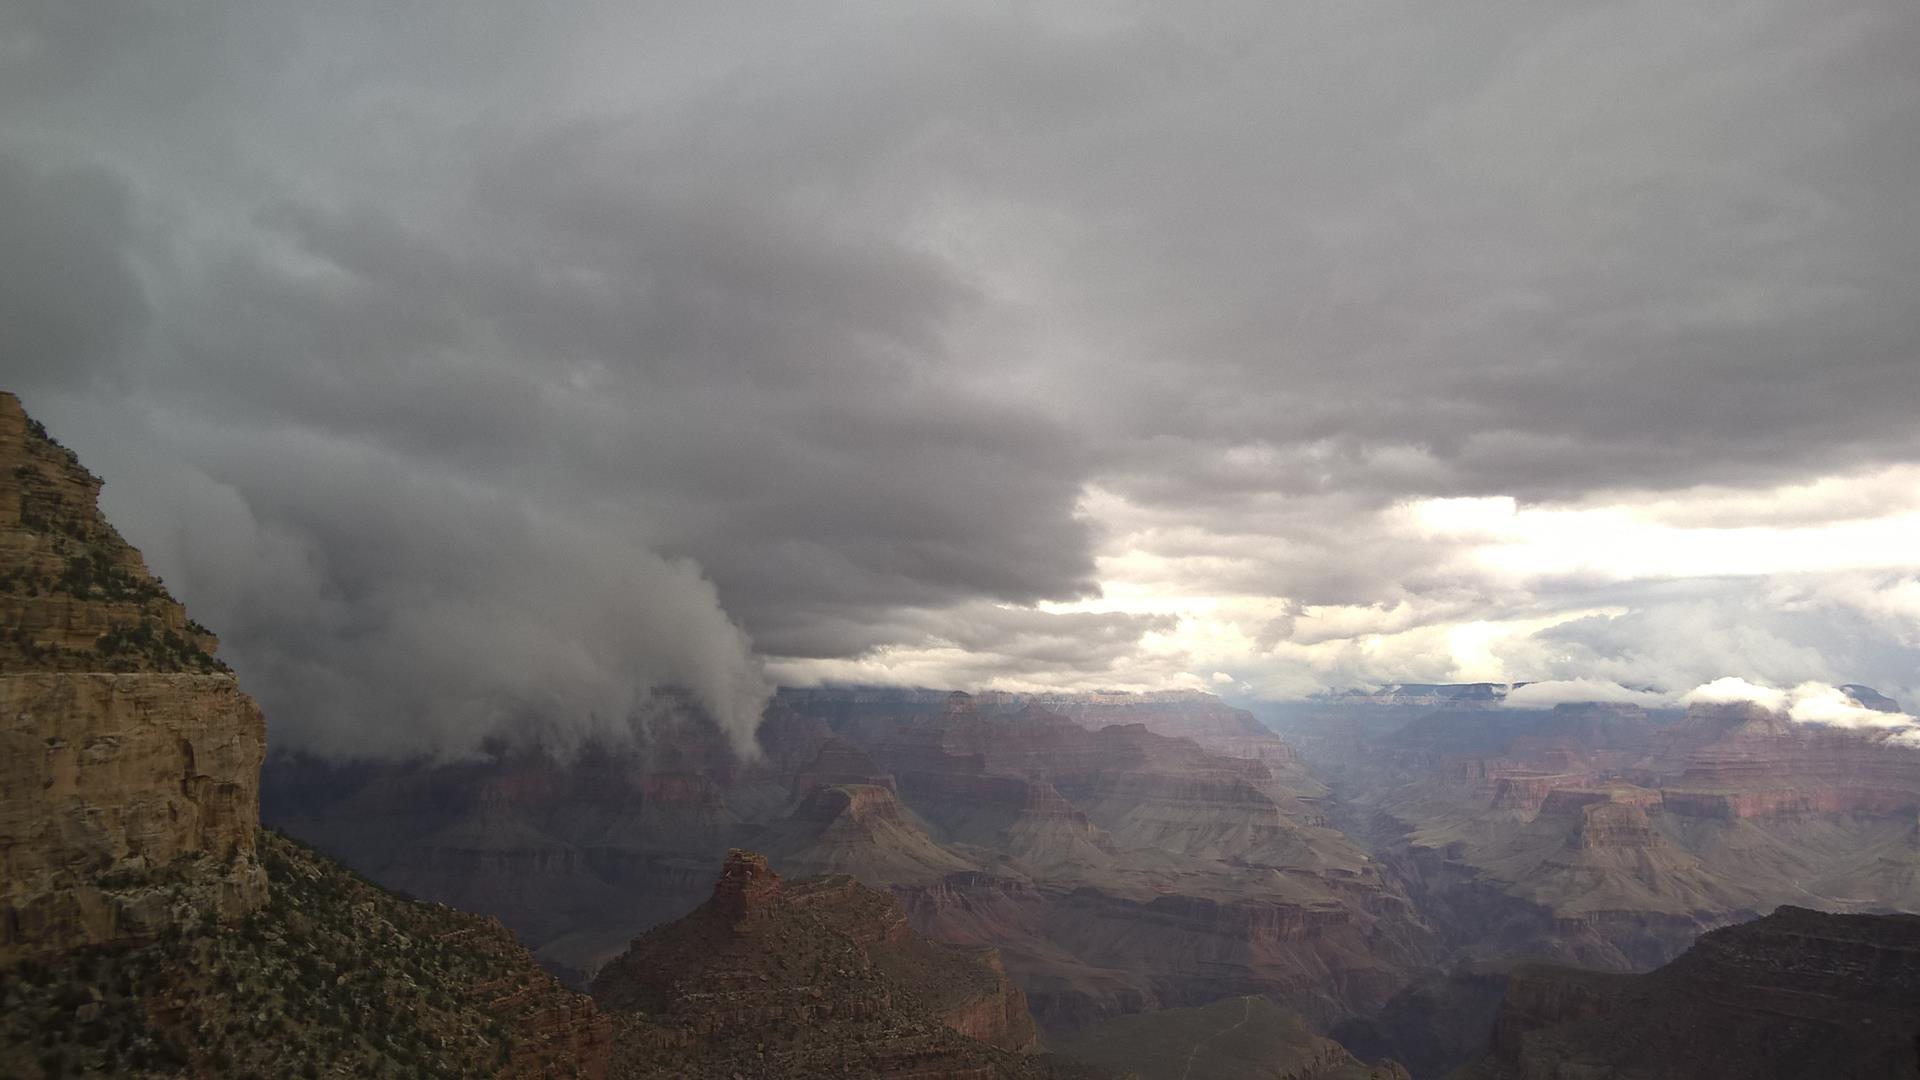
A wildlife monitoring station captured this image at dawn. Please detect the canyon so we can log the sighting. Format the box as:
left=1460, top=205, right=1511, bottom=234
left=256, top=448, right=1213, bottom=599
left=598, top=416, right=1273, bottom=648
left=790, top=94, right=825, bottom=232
left=270, top=686, right=1439, bottom=1035
left=9, top=387, right=1920, bottom=1078
left=2, top=392, right=1074, bottom=1079
left=1266, top=691, right=1920, bottom=974
left=270, top=679, right=1920, bottom=1077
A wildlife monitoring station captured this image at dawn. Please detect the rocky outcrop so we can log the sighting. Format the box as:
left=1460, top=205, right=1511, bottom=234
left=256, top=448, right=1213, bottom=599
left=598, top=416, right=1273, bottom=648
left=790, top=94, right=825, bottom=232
left=1, top=393, right=265, bottom=965
left=1460, top=907, right=1920, bottom=1079
left=591, top=850, right=1075, bottom=1078
left=0, top=393, right=220, bottom=673
left=761, top=783, right=984, bottom=885
left=0, top=393, right=637, bottom=1078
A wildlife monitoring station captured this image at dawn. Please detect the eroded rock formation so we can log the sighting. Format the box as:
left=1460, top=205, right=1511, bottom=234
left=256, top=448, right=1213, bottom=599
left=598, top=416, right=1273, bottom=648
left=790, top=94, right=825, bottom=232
left=592, top=849, right=1085, bottom=1078
left=268, top=686, right=1433, bottom=1034
left=1458, top=907, right=1920, bottom=1079
left=0, top=392, right=265, bottom=964
left=1268, top=691, right=1920, bottom=976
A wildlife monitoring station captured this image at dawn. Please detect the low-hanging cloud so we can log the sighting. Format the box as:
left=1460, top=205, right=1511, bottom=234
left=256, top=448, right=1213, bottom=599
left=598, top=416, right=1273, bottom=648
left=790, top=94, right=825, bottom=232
left=1680, top=677, right=1919, bottom=738
left=5, top=0, right=1920, bottom=736
left=61, top=400, right=770, bottom=759
left=1504, top=679, right=1670, bottom=709
left=1679, top=676, right=1789, bottom=711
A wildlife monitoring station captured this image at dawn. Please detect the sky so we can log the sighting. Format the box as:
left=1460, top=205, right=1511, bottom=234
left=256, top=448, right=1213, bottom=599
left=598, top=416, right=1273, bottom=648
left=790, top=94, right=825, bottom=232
left=4, top=1, right=1919, bottom=757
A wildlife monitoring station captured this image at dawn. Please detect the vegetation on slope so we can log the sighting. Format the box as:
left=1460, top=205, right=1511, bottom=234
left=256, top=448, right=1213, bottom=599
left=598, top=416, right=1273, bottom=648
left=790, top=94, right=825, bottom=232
left=1, top=395, right=225, bottom=674
left=0, top=831, right=603, bottom=1079
left=1053, top=996, right=1408, bottom=1080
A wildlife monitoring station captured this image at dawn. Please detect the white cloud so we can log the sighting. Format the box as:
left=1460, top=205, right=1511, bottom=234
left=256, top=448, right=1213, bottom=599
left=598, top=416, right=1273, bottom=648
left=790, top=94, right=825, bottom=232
left=1783, top=681, right=1916, bottom=730
left=1675, top=677, right=1920, bottom=736
left=1504, top=679, right=1670, bottom=708
left=1679, top=676, right=1788, bottom=710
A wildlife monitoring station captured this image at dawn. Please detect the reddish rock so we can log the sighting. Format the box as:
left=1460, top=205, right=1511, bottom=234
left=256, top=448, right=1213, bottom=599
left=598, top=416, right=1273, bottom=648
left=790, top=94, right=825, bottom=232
left=591, top=852, right=1061, bottom=1077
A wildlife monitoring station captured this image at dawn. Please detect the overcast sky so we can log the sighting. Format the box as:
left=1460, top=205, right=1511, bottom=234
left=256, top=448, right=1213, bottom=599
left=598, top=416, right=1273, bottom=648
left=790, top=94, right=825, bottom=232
left=5, top=1, right=1919, bottom=756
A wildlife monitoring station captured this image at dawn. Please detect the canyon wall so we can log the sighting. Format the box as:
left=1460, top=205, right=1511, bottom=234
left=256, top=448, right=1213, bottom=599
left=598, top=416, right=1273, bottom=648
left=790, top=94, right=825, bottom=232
left=1268, top=693, right=1920, bottom=978
left=0, top=392, right=266, bottom=965
left=1460, top=907, right=1920, bottom=1079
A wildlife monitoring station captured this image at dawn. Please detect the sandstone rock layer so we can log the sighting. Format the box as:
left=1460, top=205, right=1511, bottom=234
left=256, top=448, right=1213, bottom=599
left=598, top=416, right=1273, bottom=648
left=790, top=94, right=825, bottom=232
left=0, top=392, right=265, bottom=964
left=1, top=672, right=266, bottom=962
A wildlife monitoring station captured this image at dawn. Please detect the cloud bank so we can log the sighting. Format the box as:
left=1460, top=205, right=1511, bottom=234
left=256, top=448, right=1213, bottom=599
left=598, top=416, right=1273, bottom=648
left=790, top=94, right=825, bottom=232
left=4, top=1, right=1918, bottom=753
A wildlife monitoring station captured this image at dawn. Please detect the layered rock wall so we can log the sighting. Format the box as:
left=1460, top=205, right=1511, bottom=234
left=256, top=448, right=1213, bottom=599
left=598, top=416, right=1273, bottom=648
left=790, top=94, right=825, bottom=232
left=1, top=673, right=267, bottom=962
left=0, top=393, right=266, bottom=964
left=1464, top=908, right=1920, bottom=1079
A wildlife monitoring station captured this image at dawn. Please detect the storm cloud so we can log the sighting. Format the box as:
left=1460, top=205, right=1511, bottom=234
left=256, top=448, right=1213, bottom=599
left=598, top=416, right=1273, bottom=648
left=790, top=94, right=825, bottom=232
left=4, top=0, right=1918, bottom=753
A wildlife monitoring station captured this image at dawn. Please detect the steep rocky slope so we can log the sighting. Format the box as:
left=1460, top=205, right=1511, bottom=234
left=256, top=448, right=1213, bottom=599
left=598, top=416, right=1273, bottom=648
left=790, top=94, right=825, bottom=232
left=592, top=849, right=1102, bottom=1079
left=0, top=394, right=222, bottom=674
left=1055, top=996, right=1408, bottom=1080
left=1, top=393, right=613, bottom=1077
left=1455, top=906, right=1920, bottom=1079
left=1, top=831, right=611, bottom=1078
left=0, top=392, right=263, bottom=965
left=1330, top=966, right=1509, bottom=1080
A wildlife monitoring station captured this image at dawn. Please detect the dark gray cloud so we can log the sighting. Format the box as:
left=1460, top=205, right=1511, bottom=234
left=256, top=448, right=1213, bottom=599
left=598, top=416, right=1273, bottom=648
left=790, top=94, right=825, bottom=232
left=4, top=1, right=1918, bottom=752
left=0, top=155, right=147, bottom=389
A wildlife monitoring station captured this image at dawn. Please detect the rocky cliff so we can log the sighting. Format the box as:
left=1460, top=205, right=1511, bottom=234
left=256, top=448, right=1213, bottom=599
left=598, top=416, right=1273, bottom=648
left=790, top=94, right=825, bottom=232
left=1458, top=906, right=1920, bottom=1079
left=0, top=392, right=265, bottom=965
left=2, top=393, right=621, bottom=1078
left=0, top=393, right=221, bottom=673
left=592, top=849, right=1095, bottom=1079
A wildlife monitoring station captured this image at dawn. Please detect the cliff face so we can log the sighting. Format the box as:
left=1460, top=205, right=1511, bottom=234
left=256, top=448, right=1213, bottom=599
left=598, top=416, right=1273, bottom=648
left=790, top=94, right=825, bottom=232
left=1, top=673, right=266, bottom=964
left=0, top=393, right=630, bottom=1078
left=0, top=392, right=265, bottom=965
